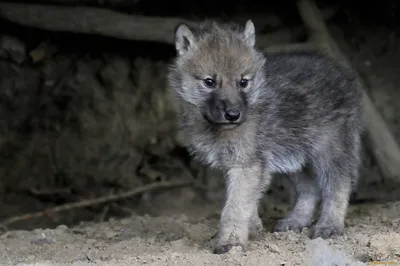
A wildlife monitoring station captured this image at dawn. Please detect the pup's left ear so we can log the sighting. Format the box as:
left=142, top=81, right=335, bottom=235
left=243, top=20, right=256, bottom=47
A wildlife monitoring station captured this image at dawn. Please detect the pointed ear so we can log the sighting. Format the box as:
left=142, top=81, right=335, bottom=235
left=243, top=20, right=256, bottom=47
left=174, top=23, right=197, bottom=56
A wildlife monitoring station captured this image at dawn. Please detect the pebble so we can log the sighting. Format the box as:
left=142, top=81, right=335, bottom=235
left=56, top=225, right=68, bottom=231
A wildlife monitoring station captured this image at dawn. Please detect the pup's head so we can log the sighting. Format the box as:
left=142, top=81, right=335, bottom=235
left=168, top=20, right=266, bottom=130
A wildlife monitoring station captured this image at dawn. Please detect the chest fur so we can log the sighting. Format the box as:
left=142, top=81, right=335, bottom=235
left=187, top=128, right=257, bottom=169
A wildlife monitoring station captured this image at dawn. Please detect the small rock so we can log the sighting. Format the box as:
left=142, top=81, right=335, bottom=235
left=306, top=238, right=365, bottom=266
left=29, top=40, right=56, bottom=63
left=56, top=224, right=68, bottom=231
left=32, top=228, right=44, bottom=234
left=85, top=250, right=99, bottom=261
left=179, top=214, right=189, bottom=223
left=104, top=230, right=119, bottom=239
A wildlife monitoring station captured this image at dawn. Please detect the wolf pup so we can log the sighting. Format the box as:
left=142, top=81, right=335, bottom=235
left=167, top=19, right=363, bottom=254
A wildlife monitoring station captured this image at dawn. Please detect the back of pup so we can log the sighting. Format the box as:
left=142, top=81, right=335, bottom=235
left=257, top=51, right=364, bottom=240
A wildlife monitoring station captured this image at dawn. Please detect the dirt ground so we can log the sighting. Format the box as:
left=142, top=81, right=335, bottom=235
left=0, top=3, right=400, bottom=266
left=0, top=201, right=399, bottom=266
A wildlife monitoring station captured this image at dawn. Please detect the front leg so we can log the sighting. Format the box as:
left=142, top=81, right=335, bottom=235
left=249, top=205, right=264, bottom=240
left=214, top=163, right=270, bottom=254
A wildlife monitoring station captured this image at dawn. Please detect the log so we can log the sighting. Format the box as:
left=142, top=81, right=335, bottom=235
left=0, top=1, right=336, bottom=48
left=296, top=0, right=400, bottom=183
left=0, top=2, right=187, bottom=44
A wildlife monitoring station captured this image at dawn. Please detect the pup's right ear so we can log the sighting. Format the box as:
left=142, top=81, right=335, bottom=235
left=174, top=23, right=197, bottom=56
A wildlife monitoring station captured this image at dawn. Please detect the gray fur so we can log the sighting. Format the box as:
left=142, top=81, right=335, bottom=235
left=167, top=19, right=364, bottom=254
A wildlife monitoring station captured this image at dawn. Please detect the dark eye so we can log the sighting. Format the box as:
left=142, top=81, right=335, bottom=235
left=204, top=78, right=216, bottom=88
left=239, top=79, right=249, bottom=88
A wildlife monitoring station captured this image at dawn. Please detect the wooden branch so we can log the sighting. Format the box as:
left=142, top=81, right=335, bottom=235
left=0, top=2, right=291, bottom=49
left=0, top=1, right=336, bottom=48
left=296, top=0, right=400, bottom=183
left=0, top=181, right=192, bottom=227
left=362, top=94, right=400, bottom=182
left=0, top=2, right=187, bottom=44
left=296, top=0, right=344, bottom=60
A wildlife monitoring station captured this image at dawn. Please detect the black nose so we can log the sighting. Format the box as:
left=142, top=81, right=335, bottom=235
left=224, top=109, right=241, bottom=122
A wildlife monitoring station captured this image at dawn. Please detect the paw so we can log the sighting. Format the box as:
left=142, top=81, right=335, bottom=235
left=274, top=218, right=308, bottom=233
left=213, top=243, right=245, bottom=254
left=249, top=217, right=264, bottom=239
left=311, top=225, right=344, bottom=239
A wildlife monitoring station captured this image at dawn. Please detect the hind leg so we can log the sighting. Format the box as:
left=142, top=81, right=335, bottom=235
left=311, top=138, right=360, bottom=239
left=274, top=169, right=320, bottom=233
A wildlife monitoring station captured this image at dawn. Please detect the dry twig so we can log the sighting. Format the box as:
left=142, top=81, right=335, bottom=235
left=29, top=187, right=71, bottom=196
left=0, top=181, right=191, bottom=227
left=295, top=0, right=400, bottom=183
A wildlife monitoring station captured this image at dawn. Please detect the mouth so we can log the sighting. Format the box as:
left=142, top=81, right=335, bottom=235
left=202, top=114, right=242, bottom=130
left=218, top=123, right=241, bottom=130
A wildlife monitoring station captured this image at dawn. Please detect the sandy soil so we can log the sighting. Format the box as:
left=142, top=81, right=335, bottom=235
left=1, top=200, right=400, bottom=266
